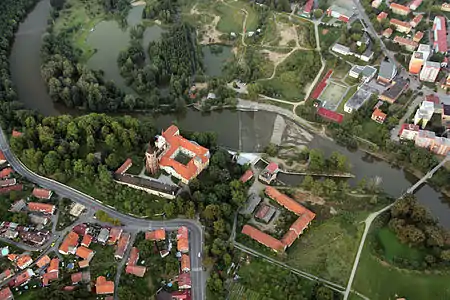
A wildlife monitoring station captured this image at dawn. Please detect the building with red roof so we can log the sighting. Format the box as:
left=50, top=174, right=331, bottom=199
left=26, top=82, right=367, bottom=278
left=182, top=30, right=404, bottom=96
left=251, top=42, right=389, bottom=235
left=0, top=151, right=6, bottom=165
left=178, top=272, right=192, bottom=289
left=172, top=290, right=191, bottom=300
left=42, top=271, right=59, bottom=286
left=47, top=258, right=59, bottom=273
left=81, top=234, right=92, bottom=247
left=59, top=231, right=79, bottom=255
left=317, top=107, right=344, bottom=123
left=16, top=255, right=33, bottom=270
left=413, top=31, right=424, bottom=42
left=145, top=229, right=166, bottom=241
left=115, top=158, right=132, bottom=175
left=71, top=272, right=83, bottom=284
left=35, top=255, right=51, bottom=269
left=13, top=269, right=34, bottom=287
left=433, top=16, right=448, bottom=53
left=0, top=287, right=13, bottom=300
left=11, top=131, right=22, bottom=138
left=78, top=260, right=89, bottom=269
left=32, top=188, right=53, bottom=199
left=372, top=109, right=387, bottom=124
left=311, top=70, right=332, bottom=99
left=0, top=168, right=13, bottom=179
left=0, top=270, right=13, bottom=284
left=115, top=232, right=130, bottom=259
left=27, top=202, right=55, bottom=215
left=265, top=187, right=310, bottom=215
left=181, top=254, right=190, bottom=272
left=95, top=276, right=114, bottom=295
left=241, top=225, right=286, bottom=252
left=0, top=179, right=16, bottom=188
left=390, top=19, right=412, bottom=33
left=409, top=0, right=423, bottom=10
left=410, top=14, right=423, bottom=27
left=259, top=162, right=279, bottom=184
left=302, top=0, right=314, bottom=16
left=390, top=3, right=410, bottom=15
left=377, top=12, right=388, bottom=22
left=177, top=226, right=188, bottom=240
left=125, top=265, right=147, bottom=277
left=127, top=247, right=139, bottom=266
left=145, top=125, right=210, bottom=184
left=72, top=224, right=89, bottom=236
left=393, top=36, right=418, bottom=51
left=177, top=238, right=189, bottom=253
left=239, top=169, right=254, bottom=183
left=76, top=246, right=95, bottom=262
left=108, top=227, right=123, bottom=245
left=383, top=28, right=393, bottom=38
left=0, top=184, right=22, bottom=195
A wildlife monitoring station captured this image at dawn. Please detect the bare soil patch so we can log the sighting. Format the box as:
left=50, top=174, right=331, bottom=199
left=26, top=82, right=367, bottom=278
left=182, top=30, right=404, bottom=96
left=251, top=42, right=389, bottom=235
left=277, top=22, right=298, bottom=46
left=260, top=49, right=289, bottom=65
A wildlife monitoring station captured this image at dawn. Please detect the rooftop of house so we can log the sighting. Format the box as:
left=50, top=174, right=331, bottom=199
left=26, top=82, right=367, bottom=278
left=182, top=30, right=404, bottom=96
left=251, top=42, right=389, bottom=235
left=145, top=229, right=166, bottom=241
left=48, top=258, right=59, bottom=273
left=16, top=255, right=32, bottom=269
left=411, top=14, right=423, bottom=25
left=181, top=254, right=190, bottom=271
left=115, top=158, right=133, bottom=175
left=409, top=0, right=423, bottom=9
left=239, top=169, right=254, bottom=183
left=125, top=265, right=146, bottom=277
left=158, top=125, right=210, bottom=182
left=96, top=276, right=114, bottom=295
left=0, top=151, right=5, bottom=162
left=81, top=234, right=93, bottom=247
left=381, top=77, right=409, bottom=100
left=27, top=202, right=55, bottom=214
left=390, top=18, right=412, bottom=29
left=433, top=16, right=448, bottom=52
left=59, top=231, right=79, bottom=254
left=14, top=269, right=34, bottom=287
left=177, top=226, right=189, bottom=240
left=383, top=28, right=393, bottom=36
left=377, top=12, right=388, bottom=20
left=32, top=188, right=52, bottom=199
left=413, top=31, right=424, bottom=41
left=241, top=225, right=286, bottom=252
left=372, top=108, right=387, bottom=121
left=265, top=186, right=316, bottom=217
left=0, top=287, right=13, bottom=300
left=108, top=227, right=123, bottom=245
left=115, top=232, right=131, bottom=257
left=393, top=36, right=418, bottom=48
left=35, top=255, right=51, bottom=269
left=178, top=272, right=192, bottom=288
left=255, top=204, right=276, bottom=223
left=76, top=246, right=94, bottom=261
left=390, top=2, right=411, bottom=12
left=128, top=247, right=139, bottom=266
left=177, top=238, right=189, bottom=252
left=71, top=272, right=83, bottom=284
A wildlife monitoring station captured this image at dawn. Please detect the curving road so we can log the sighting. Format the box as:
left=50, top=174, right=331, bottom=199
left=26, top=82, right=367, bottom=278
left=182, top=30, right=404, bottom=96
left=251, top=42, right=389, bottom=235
left=0, top=129, right=206, bottom=300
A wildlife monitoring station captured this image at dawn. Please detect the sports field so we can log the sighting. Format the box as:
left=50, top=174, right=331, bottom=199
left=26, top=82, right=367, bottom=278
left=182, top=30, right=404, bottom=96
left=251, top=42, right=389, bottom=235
left=318, top=81, right=348, bottom=111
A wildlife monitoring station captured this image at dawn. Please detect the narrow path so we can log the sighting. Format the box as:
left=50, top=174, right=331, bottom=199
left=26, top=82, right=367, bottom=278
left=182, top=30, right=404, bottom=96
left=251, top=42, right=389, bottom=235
left=114, top=232, right=137, bottom=300
left=241, top=9, right=248, bottom=47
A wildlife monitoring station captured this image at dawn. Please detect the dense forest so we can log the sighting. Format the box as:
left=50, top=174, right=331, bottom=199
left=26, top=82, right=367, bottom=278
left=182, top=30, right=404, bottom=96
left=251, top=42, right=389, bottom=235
left=143, top=0, right=179, bottom=23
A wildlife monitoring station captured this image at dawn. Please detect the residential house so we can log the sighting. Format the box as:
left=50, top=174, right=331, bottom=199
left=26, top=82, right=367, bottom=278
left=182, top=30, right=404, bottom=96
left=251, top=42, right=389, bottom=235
left=301, top=0, right=314, bottom=17
left=390, top=19, right=412, bottom=33
left=0, top=270, right=13, bottom=283
left=32, top=188, right=52, bottom=200
left=27, top=202, right=55, bottom=215
left=239, top=169, right=254, bottom=183
left=95, top=276, right=114, bottom=295
left=71, top=272, right=83, bottom=285
left=433, top=16, right=448, bottom=53
left=326, top=4, right=353, bottom=22
left=0, top=151, right=6, bottom=165
left=125, top=265, right=146, bottom=277
left=390, top=3, right=410, bottom=15
left=178, top=272, right=192, bottom=290
left=431, top=137, right=450, bottom=155
left=127, top=247, right=139, bottom=266
left=378, top=60, right=398, bottom=84
left=0, top=168, right=13, bottom=179
left=108, top=227, right=123, bottom=245
left=59, top=231, right=79, bottom=255
left=177, top=237, right=189, bottom=253
left=410, top=14, right=423, bottom=27
left=115, top=232, right=131, bottom=259
left=13, top=269, right=34, bottom=287
left=420, top=61, right=441, bottom=82
left=78, top=260, right=89, bottom=269
left=409, top=0, right=423, bottom=10
left=16, top=255, right=33, bottom=270
left=181, top=254, right=190, bottom=272
left=413, top=31, right=424, bottom=42
left=178, top=226, right=188, bottom=240
left=377, top=12, right=388, bottom=22
left=75, top=246, right=95, bottom=262
left=442, top=3, right=450, bottom=12
left=172, top=290, right=191, bottom=300
left=258, top=162, right=279, bottom=184
left=409, top=51, right=424, bottom=74
left=371, top=109, right=387, bottom=124
left=115, top=158, right=132, bottom=175
left=383, top=28, right=393, bottom=38
left=72, top=224, right=89, bottom=236
left=11, top=130, right=22, bottom=138
left=97, top=228, right=110, bottom=244
left=0, top=179, right=16, bottom=188
left=20, top=231, right=47, bottom=246
left=379, top=77, right=409, bottom=103
left=81, top=234, right=92, bottom=247
left=35, top=255, right=51, bottom=269
left=393, top=36, right=418, bottom=51
left=145, top=229, right=166, bottom=241
left=241, top=225, right=286, bottom=252
left=42, top=271, right=59, bottom=286
left=0, top=287, right=13, bottom=300
left=47, top=258, right=59, bottom=273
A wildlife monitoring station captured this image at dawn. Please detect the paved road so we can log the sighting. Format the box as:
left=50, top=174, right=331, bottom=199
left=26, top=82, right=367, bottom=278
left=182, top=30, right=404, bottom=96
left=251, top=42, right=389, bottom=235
left=0, top=130, right=206, bottom=300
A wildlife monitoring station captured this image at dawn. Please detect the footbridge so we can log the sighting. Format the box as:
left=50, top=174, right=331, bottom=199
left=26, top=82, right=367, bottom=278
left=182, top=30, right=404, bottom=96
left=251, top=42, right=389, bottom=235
left=406, top=154, right=450, bottom=194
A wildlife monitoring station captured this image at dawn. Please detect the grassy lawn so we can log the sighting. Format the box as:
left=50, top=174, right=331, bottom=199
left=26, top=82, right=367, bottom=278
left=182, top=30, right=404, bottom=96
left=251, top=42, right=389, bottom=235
left=376, top=227, right=425, bottom=263
left=353, top=242, right=450, bottom=300
left=260, top=14, right=278, bottom=45
left=260, top=99, right=294, bottom=111
left=90, top=243, right=117, bottom=279
left=53, top=0, right=106, bottom=61
left=337, top=85, right=357, bottom=113
left=228, top=282, right=262, bottom=300
left=285, top=215, right=363, bottom=285
left=215, top=3, right=245, bottom=33
left=318, top=25, right=340, bottom=50
left=263, top=77, right=304, bottom=101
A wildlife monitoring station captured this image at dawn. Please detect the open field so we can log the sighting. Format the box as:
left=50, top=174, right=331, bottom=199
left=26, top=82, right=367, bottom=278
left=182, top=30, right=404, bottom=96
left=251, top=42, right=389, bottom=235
left=285, top=215, right=363, bottom=285
left=318, top=81, right=348, bottom=111
left=319, top=25, right=341, bottom=50
left=353, top=237, right=450, bottom=300
left=228, top=282, right=261, bottom=300
left=215, top=2, right=244, bottom=33
left=376, top=227, right=425, bottom=264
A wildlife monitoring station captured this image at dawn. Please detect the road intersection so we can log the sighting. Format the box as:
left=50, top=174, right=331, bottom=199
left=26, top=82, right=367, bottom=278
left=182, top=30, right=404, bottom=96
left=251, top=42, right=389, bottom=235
left=0, top=129, right=206, bottom=300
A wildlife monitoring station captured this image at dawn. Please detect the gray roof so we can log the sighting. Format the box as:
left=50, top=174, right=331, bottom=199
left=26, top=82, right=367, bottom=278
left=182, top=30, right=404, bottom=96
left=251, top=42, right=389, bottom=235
left=379, top=60, right=397, bottom=80
left=114, top=174, right=179, bottom=196
left=345, top=84, right=373, bottom=110
left=97, top=228, right=110, bottom=243
left=381, top=77, right=408, bottom=100
left=362, top=65, right=377, bottom=78
left=332, top=43, right=351, bottom=54
left=328, top=4, right=353, bottom=17
left=240, top=193, right=262, bottom=215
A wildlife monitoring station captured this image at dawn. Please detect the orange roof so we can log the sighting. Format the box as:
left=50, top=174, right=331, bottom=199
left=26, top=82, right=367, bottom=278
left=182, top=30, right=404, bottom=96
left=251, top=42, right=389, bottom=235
left=11, top=130, right=22, bottom=137
left=0, top=287, right=13, bottom=300
left=71, top=272, right=83, bottom=284
left=0, top=151, right=5, bottom=162
left=377, top=12, right=388, bottom=21
left=115, top=158, right=132, bottom=175
left=280, top=230, right=299, bottom=247
left=290, top=213, right=316, bottom=234
left=390, top=18, right=412, bottom=29
left=42, top=271, right=58, bottom=286
left=16, top=255, right=32, bottom=269
left=28, top=202, right=55, bottom=214
left=393, top=36, right=418, bottom=47
left=59, top=231, right=79, bottom=254
left=372, top=108, right=387, bottom=122
left=177, top=238, right=189, bottom=253
left=76, top=246, right=95, bottom=261
left=390, top=3, right=410, bottom=12
left=413, top=31, right=424, bottom=41
left=239, top=169, right=254, bottom=183
left=108, top=227, right=123, bottom=245
left=159, top=125, right=210, bottom=181
left=32, top=188, right=52, bottom=199
left=81, top=234, right=93, bottom=247
left=125, top=265, right=146, bottom=277
left=383, top=28, right=393, bottom=36
left=63, top=286, right=77, bottom=291
left=96, top=276, right=114, bottom=295
left=35, top=255, right=51, bottom=268
left=14, top=269, right=32, bottom=286
left=242, top=225, right=286, bottom=252
left=411, top=14, right=423, bottom=25
left=7, top=254, right=17, bottom=262
left=48, top=258, right=59, bottom=273
left=0, top=168, right=13, bottom=178
left=145, top=229, right=166, bottom=241
left=177, top=226, right=188, bottom=240
left=181, top=254, right=190, bottom=271
left=127, top=247, right=139, bottom=266
left=265, top=187, right=310, bottom=216
left=115, top=233, right=131, bottom=259
left=78, top=260, right=89, bottom=268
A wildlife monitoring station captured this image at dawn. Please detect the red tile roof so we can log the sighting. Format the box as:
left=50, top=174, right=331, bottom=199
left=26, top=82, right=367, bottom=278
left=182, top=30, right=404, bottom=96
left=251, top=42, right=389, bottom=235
left=181, top=254, right=190, bottom=272
left=64, top=286, right=77, bottom=291
left=0, top=185, right=22, bottom=194
left=14, top=269, right=33, bottom=287
left=177, top=238, right=189, bottom=253
left=125, top=265, right=146, bottom=277
left=0, top=179, right=16, bottom=187
left=48, top=258, right=59, bottom=273
left=28, top=202, right=55, bottom=214
left=127, top=247, right=139, bottom=266
left=81, top=234, right=93, bottom=247
left=433, top=16, right=448, bottom=52
left=96, top=276, right=114, bottom=295
left=409, top=0, right=423, bottom=9
left=35, top=255, right=51, bottom=268
left=241, top=225, right=286, bottom=252
left=399, top=124, right=420, bottom=136
left=413, top=31, right=424, bottom=42
left=59, top=231, right=79, bottom=254
left=393, top=36, right=418, bottom=48
left=178, top=272, right=192, bottom=289
left=115, top=158, right=132, bottom=175
left=265, top=187, right=312, bottom=216
left=280, top=230, right=298, bottom=247
left=239, top=169, right=254, bottom=183
left=16, top=255, right=32, bottom=269
left=0, top=168, right=13, bottom=179
left=411, top=14, right=423, bottom=26
left=372, top=108, right=387, bottom=123
left=426, top=94, right=440, bottom=104
left=303, top=0, right=314, bottom=13
left=266, top=162, right=279, bottom=173
left=32, top=188, right=52, bottom=199
left=0, top=151, right=5, bottom=162
left=145, top=229, right=166, bottom=241
left=0, top=270, right=13, bottom=283
left=76, top=246, right=95, bottom=261
left=159, top=125, right=210, bottom=182
left=255, top=205, right=271, bottom=219
left=71, top=272, right=83, bottom=284
left=78, top=260, right=89, bottom=268
left=390, top=18, right=412, bottom=30
left=0, top=287, right=13, bottom=300
left=115, top=232, right=130, bottom=258
left=42, top=271, right=59, bottom=286
left=177, top=226, right=188, bottom=240
left=390, top=3, right=410, bottom=13
left=172, top=290, right=191, bottom=300
left=377, top=12, right=388, bottom=21
left=108, top=227, right=123, bottom=245
left=290, top=213, right=316, bottom=235
left=311, top=70, right=333, bottom=99
left=72, top=224, right=88, bottom=236
left=317, top=107, right=344, bottom=123
left=383, top=28, right=393, bottom=37
left=11, top=130, right=22, bottom=138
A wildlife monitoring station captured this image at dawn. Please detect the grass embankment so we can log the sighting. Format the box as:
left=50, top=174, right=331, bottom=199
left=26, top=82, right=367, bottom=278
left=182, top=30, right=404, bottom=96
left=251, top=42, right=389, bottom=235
left=318, top=25, right=340, bottom=50
left=353, top=227, right=450, bottom=300
left=337, top=85, right=357, bottom=113
left=214, top=0, right=258, bottom=33
left=53, top=0, right=105, bottom=61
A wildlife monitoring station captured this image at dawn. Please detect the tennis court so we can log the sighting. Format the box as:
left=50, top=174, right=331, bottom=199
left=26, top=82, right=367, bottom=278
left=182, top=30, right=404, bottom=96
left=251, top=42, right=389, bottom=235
left=318, top=81, right=349, bottom=111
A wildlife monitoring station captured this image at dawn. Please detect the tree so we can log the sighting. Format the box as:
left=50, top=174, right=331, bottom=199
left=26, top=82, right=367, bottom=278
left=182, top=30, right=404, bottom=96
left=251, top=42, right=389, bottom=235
left=308, top=149, right=325, bottom=171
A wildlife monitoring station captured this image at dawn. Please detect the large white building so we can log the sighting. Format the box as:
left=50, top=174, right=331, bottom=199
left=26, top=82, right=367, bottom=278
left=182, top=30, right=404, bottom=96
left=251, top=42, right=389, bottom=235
left=419, top=61, right=441, bottom=82
left=414, top=100, right=435, bottom=128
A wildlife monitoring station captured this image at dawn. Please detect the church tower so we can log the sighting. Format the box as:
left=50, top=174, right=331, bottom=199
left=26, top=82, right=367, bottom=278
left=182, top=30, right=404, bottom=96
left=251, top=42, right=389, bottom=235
left=145, top=143, right=159, bottom=175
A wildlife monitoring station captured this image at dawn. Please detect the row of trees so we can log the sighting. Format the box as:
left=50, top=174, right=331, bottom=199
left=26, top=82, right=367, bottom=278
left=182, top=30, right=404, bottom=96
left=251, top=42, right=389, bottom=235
left=142, top=0, right=179, bottom=23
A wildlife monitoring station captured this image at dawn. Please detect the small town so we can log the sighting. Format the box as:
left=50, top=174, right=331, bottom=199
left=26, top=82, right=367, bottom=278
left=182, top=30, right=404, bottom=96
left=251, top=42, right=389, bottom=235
left=1, top=0, right=450, bottom=299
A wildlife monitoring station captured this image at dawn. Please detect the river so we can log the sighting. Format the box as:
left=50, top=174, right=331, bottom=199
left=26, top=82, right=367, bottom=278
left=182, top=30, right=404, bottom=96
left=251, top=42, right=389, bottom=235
left=9, top=0, right=450, bottom=227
